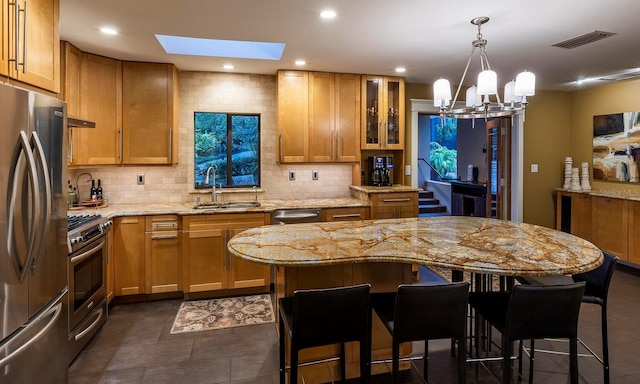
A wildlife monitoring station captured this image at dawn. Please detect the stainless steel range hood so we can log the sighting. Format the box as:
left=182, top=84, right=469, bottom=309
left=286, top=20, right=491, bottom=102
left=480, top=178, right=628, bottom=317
left=67, top=116, right=96, bottom=128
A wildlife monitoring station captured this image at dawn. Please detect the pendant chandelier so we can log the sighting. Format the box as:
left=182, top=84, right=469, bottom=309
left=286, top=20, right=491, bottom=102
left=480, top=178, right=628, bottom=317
left=433, top=16, right=535, bottom=119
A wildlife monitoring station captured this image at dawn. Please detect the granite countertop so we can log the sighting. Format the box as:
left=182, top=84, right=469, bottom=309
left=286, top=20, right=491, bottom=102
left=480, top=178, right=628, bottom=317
left=227, top=216, right=603, bottom=277
left=68, top=197, right=370, bottom=218
left=556, top=188, right=640, bottom=201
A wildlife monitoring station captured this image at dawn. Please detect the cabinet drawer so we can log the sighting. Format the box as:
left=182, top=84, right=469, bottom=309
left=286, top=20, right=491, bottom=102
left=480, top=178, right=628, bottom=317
left=373, top=193, right=417, bottom=207
left=323, top=207, right=369, bottom=222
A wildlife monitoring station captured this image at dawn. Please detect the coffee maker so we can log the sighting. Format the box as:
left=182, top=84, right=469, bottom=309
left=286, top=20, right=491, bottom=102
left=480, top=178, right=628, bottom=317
left=368, top=156, right=392, bottom=186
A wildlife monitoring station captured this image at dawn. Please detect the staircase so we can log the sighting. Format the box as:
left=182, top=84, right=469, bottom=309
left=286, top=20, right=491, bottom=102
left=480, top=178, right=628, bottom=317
left=418, top=190, right=448, bottom=217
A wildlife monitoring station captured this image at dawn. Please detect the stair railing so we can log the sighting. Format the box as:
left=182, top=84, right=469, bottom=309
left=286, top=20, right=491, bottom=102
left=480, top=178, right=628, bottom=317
left=418, top=158, right=460, bottom=182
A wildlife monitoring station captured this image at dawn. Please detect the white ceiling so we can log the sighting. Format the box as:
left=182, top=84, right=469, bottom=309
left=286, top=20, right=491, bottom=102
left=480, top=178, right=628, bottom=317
left=60, top=0, right=640, bottom=91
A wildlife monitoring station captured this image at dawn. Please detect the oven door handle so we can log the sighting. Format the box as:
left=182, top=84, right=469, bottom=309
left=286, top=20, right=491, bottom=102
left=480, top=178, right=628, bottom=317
left=74, top=307, right=104, bottom=341
left=70, top=239, right=106, bottom=265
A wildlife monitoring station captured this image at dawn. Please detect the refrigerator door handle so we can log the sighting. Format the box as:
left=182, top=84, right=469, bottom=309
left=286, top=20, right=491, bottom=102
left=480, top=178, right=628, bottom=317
left=28, top=131, right=52, bottom=271
left=0, top=301, right=63, bottom=368
left=7, top=131, right=41, bottom=283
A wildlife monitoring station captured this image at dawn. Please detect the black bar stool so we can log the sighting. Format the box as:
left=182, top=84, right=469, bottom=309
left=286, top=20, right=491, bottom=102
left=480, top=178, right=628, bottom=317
left=371, top=281, right=470, bottom=384
left=469, top=282, right=586, bottom=384
left=278, top=284, right=371, bottom=384
left=518, top=250, right=617, bottom=384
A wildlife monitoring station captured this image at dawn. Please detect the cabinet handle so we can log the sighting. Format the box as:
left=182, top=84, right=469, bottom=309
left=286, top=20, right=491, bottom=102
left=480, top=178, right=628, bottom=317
left=21, top=0, right=27, bottom=73
left=68, top=129, right=73, bottom=163
left=279, top=133, right=283, bottom=162
left=151, top=234, right=178, bottom=240
left=336, top=132, right=341, bottom=160
left=223, top=232, right=228, bottom=268
left=119, top=127, right=123, bottom=162
left=152, top=222, right=177, bottom=230
left=13, top=1, right=19, bottom=71
left=383, top=198, right=411, bottom=202
left=168, top=128, right=172, bottom=163
left=332, top=213, right=362, bottom=219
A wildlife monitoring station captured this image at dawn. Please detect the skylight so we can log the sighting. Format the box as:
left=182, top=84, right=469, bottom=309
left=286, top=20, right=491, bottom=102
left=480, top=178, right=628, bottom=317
left=155, top=34, right=285, bottom=60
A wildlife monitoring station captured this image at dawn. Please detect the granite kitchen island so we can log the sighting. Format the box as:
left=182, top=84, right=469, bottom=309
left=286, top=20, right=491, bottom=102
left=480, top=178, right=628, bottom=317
left=227, top=216, right=603, bottom=381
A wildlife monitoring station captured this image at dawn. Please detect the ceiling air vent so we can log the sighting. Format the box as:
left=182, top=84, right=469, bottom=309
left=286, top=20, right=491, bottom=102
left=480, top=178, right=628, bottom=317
left=598, top=69, right=640, bottom=82
left=552, top=30, right=616, bottom=49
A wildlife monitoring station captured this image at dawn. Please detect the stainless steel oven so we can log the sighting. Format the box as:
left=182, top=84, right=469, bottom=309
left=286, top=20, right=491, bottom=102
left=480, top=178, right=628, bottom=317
left=67, top=214, right=112, bottom=363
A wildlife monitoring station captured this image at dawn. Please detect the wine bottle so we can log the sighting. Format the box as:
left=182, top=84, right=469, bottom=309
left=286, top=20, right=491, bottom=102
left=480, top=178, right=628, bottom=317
left=90, top=180, right=97, bottom=200
left=96, top=179, right=103, bottom=200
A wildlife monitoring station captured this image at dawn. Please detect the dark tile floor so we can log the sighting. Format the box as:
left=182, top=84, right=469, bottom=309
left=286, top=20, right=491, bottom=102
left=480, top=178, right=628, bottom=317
left=69, top=265, right=640, bottom=384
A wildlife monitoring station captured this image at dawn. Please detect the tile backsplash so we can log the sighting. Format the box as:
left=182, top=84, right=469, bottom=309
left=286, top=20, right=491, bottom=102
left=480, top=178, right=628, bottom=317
left=68, top=71, right=355, bottom=205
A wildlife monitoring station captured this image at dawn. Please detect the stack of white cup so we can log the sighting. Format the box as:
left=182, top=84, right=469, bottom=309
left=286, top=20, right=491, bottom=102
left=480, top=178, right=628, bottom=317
left=581, top=162, right=591, bottom=191
left=563, top=157, right=573, bottom=190
left=571, top=168, right=582, bottom=191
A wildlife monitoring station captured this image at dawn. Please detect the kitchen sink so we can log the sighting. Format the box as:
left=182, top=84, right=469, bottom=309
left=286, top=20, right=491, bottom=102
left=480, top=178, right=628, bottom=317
left=192, top=201, right=261, bottom=209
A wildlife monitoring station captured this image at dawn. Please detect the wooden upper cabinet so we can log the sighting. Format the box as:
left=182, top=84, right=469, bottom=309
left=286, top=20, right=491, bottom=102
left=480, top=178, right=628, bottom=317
left=334, top=73, right=361, bottom=162
left=122, top=62, right=179, bottom=165
left=76, top=53, right=122, bottom=165
left=279, top=70, right=360, bottom=163
left=5, top=0, right=60, bottom=92
left=277, top=70, right=309, bottom=163
left=361, top=75, right=404, bottom=150
left=308, top=72, right=334, bottom=162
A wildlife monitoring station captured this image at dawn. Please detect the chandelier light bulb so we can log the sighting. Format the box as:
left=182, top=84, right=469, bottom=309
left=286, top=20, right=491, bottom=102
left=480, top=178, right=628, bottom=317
left=515, top=70, right=536, bottom=96
left=503, top=80, right=521, bottom=103
left=466, top=85, right=481, bottom=107
left=433, top=78, right=452, bottom=107
left=477, top=70, right=497, bottom=96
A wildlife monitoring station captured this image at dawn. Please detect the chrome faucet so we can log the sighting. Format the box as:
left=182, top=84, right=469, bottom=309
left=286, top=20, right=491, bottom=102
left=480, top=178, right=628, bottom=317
left=204, top=166, right=218, bottom=202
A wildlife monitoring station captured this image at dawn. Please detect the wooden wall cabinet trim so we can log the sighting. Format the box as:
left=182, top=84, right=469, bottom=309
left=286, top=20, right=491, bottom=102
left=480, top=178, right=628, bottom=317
left=4, top=0, right=60, bottom=92
left=123, top=62, right=179, bottom=165
left=114, top=216, right=145, bottom=296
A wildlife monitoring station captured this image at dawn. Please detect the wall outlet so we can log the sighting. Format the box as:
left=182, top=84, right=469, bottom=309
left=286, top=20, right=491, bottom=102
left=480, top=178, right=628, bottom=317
left=289, top=171, right=296, bottom=181
left=531, top=164, right=539, bottom=173
left=137, top=173, right=145, bottom=185
left=312, top=170, right=319, bottom=180
left=404, top=165, right=411, bottom=176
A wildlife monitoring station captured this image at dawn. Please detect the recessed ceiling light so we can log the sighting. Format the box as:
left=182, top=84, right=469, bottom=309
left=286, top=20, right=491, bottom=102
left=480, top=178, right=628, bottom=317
left=395, top=67, right=406, bottom=73
left=295, top=60, right=306, bottom=66
left=100, top=27, right=118, bottom=35
left=223, top=64, right=234, bottom=70
left=155, top=34, right=285, bottom=60
left=320, top=10, right=336, bottom=19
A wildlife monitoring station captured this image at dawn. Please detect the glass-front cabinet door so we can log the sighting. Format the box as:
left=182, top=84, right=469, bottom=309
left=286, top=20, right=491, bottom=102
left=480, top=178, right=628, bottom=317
left=361, top=76, right=404, bottom=150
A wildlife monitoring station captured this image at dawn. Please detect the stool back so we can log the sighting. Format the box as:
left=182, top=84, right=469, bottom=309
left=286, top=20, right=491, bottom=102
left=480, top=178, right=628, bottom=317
left=393, top=282, right=469, bottom=343
left=504, top=283, right=586, bottom=342
left=292, top=284, right=371, bottom=350
left=573, top=251, right=617, bottom=304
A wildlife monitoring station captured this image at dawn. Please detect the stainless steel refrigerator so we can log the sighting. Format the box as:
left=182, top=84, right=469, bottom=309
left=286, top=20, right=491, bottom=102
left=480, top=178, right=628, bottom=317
left=0, top=83, right=69, bottom=383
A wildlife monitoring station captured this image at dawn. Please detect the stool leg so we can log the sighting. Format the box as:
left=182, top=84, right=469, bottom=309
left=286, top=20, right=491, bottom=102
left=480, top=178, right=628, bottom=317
left=502, top=340, right=513, bottom=384
left=569, top=337, right=578, bottom=384
left=457, top=336, right=466, bottom=384
left=424, top=340, right=429, bottom=380
left=528, top=340, right=535, bottom=384
left=290, top=348, right=299, bottom=384
left=602, top=304, right=610, bottom=384
left=360, top=338, right=370, bottom=384
left=392, top=340, right=400, bottom=384
left=340, top=342, right=346, bottom=384
left=279, top=317, right=286, bottom=384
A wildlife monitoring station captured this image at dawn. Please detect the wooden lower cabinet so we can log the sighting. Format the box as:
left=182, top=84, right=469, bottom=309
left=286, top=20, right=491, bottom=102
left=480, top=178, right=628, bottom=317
left=626, top=201, right=640, bottom=265
left=145, top=215, right=181, bottom=294
left=591, top=196, right=628, bottom=261
left=113, top=216, right=145, bottom=296
left=182, top=213, right=270, bottom=293
left=370, top=192, right=418, bottom=219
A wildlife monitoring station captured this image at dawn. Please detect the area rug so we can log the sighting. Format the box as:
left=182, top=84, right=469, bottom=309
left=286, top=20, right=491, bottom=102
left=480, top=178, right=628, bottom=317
left=170, top=294, right=274, bottom=334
